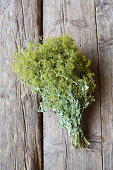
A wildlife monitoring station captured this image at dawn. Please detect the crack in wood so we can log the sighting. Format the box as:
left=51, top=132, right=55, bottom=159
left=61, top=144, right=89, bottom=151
left=65, top=138, right=68, bottom=170
left=62, top=0, right=65, bottom=34
left=20, top=85, right=27, bottom=170
left=20, top=0, right=26, bottom=39
left=16, top=19, right=19, bottom=33
left=94, top=0, right=103, bottom=169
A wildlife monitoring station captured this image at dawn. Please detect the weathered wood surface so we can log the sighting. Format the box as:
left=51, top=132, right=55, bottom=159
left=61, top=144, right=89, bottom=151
left=0, top=0, right=113, bottom=170
left=43, top=0, right=102, bottom=170
left=95, top=1, right=113, bottom=170
left=0, top=0, right=42, bottom=170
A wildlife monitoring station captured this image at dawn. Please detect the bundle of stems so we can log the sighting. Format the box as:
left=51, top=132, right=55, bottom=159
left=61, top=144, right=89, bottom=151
left=11, top=34, right=96, bottom=149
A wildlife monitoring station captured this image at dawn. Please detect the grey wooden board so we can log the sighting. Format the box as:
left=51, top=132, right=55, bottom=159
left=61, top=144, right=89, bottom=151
left=1, top=0, right=113, bottom=169
left=95, top=1, right=113, bottom=170
left=0, top=0, right=42, bottom=169
left=43, top=0, right=102, bottom=170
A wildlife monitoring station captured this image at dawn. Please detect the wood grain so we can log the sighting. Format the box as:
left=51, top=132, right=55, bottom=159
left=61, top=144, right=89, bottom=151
left=43, top=0, right=102, bottom=169
left=95, top=1, right=113, bottom=170
left=1, top=0, right=113, bottom=169
left=0, top=0, right=42, bottom=169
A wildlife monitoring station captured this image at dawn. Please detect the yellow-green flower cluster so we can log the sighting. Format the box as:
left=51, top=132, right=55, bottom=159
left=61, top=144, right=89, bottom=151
left=11, top=34, right=96, bottom=149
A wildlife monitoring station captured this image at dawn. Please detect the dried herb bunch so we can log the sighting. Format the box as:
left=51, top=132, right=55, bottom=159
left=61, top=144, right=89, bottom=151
left=11, top=34, right=96, bottom=149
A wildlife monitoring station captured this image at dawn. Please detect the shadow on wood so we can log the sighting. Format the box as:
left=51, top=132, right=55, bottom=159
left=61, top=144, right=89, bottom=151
left=82, top=47, right=101, bottom=145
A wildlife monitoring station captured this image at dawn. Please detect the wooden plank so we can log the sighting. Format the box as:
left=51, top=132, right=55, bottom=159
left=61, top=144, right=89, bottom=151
left=95, top=1, right=113, bottom=170
left=0, top=0, right=42, bottom=169
left=43, top=0, right=102, bottom=169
